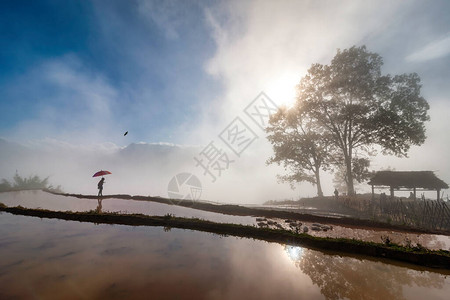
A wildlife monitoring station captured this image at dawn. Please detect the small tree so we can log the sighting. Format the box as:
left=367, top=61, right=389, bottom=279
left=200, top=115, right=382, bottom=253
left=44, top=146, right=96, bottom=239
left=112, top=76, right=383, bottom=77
left=12, top=172, right=49, bottom=190
left=0, top=172, right=62, bottom=192
left=0, top=179, right=12, bottom=192
left=266, top=105, right=333, bottom=197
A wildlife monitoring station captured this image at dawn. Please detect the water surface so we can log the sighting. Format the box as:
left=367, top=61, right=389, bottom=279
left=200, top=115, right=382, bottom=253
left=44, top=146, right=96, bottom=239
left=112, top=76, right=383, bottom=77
left=2, top=191, right=450, bottom=251
left=0, top=210, right=449, bottom=299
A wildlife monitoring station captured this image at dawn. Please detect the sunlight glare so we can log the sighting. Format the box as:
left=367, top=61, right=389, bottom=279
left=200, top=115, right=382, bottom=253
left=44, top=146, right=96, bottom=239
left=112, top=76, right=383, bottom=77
left=284, top=245, right=304, bottom=262
left=266, top=72, right=300, bottom=109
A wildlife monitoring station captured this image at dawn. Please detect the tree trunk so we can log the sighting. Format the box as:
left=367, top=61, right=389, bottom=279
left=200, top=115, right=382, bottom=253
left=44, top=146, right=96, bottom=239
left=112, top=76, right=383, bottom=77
left=315, top=169, right=324, bottom=198
left=345, top=156, right=355, bottom=196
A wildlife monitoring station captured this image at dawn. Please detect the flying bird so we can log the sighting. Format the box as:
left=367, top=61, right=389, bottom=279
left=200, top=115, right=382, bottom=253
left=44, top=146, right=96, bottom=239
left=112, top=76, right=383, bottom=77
left=124, top=131, right=128, bottom=136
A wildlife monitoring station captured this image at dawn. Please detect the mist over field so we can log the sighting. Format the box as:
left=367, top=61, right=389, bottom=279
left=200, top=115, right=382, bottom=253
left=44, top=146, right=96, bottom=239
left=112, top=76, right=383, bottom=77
left=1, top=0, right=450, bottom=202
left=2, top=3, right=450, bottom=299
left=0, top=137, right=304, bottom=203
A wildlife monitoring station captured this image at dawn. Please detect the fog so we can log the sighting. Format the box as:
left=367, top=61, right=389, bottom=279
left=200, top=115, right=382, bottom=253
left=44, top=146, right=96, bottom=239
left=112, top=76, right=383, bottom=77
left=1, top=0, right=449, bottom=203
left=0, top=138, right=303, bottom=203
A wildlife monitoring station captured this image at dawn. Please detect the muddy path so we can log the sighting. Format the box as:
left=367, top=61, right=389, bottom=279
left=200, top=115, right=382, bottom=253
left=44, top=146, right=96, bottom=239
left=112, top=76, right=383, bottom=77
left=46, top=190, right=450, bottom=236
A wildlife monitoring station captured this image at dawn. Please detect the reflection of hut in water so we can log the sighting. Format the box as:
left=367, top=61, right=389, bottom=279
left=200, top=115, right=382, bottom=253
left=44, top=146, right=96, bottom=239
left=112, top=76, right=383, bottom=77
left=368, top=171, right=448, bottom=201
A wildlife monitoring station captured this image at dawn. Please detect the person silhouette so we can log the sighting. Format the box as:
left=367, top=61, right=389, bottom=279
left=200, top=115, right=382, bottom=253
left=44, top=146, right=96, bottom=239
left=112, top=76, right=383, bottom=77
left=334, top=188, right=339, bottom=200
left=98, top=177, right=105, bottom=197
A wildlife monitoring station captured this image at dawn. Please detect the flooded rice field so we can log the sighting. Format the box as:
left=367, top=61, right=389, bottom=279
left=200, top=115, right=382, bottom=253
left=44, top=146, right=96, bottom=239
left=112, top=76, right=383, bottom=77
left=1, top=210, right=450, bottom=300
left=0, top=191, right=256, bottom=225
left=2, top=190, right=450, bottom=252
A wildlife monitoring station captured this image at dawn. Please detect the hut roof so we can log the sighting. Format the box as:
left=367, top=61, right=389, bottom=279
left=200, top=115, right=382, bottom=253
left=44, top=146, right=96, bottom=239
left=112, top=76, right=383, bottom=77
left=368, top=171, right=448, bottom=190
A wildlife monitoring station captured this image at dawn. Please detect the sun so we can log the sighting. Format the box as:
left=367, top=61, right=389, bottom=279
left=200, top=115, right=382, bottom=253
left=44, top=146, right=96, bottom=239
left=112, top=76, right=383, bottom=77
left=265, top=72, right=300, bottom=109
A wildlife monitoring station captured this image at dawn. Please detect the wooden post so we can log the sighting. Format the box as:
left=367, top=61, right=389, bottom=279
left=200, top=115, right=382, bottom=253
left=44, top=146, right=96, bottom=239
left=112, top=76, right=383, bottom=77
left=390, top=186, right=394, bottom=199
left=437, top=189, right=441, bottom=201
left=413, top=187, right=416, bottom=200
left=371, top=185, right=374, bottom=202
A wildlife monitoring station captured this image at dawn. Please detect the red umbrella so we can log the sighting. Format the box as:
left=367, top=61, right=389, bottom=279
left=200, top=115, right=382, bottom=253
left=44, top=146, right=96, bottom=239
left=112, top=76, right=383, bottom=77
left=93, top=170, right=112, bottom=177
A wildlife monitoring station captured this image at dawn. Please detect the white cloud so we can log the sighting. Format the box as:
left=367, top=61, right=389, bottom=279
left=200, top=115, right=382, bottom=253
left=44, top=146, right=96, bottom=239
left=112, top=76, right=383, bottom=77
left=23, top=138, right=121, bottom=154
left=137, top=0, right=196, bottom=39
left=180, top=0, right=415, bottom=199
left=406, top=33, right=450, bottom=62
left=189, top=0, right=408, bottom=141
left=4, top=55, right=123, bottom=145
left=42, top=56, right=116, bottom=117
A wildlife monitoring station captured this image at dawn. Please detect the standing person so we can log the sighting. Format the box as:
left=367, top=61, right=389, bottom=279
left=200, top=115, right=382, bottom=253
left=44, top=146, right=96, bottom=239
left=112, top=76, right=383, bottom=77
left=334, top=188, right=339, bottom=200
left=98, top=177, right=105, bottom=197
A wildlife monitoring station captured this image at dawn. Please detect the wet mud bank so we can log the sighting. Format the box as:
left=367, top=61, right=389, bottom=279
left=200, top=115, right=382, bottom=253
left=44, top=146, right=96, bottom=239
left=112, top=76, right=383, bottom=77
left=1, top=204, right=450, bottom=269
left=47, top=190, right=450, bottom=236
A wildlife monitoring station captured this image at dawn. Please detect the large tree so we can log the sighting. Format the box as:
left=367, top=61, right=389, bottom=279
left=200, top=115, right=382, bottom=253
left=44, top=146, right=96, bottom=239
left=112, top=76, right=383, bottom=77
left=268, top=46, right=430, bottom=196
left=266, top=105, right=333, bottom=197
left=296, top=46, right=429, bottom=195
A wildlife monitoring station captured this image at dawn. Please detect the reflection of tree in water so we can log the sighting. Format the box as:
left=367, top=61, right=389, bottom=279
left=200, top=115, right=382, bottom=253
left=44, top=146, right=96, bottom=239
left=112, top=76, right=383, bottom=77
left=285, top=246, right=445, bottom=300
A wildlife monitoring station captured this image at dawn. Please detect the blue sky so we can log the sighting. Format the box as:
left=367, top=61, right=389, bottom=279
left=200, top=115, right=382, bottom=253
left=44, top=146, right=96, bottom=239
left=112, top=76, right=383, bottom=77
left=0, top=0, right=221, bottom=145
left=1, top=0, right=450, bottom=148
left=1, top=0, right=450, bottom=200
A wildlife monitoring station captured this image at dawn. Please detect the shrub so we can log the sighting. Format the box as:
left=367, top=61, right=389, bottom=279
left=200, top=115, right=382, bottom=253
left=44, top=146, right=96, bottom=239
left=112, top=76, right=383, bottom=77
left=0, top=172, right=63, bottom=192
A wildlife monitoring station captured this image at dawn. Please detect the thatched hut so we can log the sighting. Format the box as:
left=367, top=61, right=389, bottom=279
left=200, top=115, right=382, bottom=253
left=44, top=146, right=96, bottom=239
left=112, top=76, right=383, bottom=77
left=368, top=171, right=448, bottom=201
